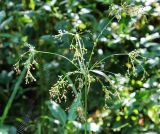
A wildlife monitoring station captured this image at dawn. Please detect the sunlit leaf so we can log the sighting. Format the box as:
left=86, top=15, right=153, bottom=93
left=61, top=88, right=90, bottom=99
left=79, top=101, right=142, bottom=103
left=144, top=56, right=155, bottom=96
left=147, top=105, right=160, bottom=124
left=29, top=0, right=35, bottom=10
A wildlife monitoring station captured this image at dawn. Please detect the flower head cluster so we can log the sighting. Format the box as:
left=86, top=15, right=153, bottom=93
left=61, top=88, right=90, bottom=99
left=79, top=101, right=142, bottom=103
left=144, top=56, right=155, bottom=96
left=76, top=106, right=85, bottom=122
left=23, top=58, right=37, bottom=84
left=128, top=49, right=140, bottom=60
left=14, top=43, right=38, bottom=84
left=127, top=50, right=148, bottom=79
left=49, top=75, right=68, bottom=103
left=102, top=86, right=112, bottom=109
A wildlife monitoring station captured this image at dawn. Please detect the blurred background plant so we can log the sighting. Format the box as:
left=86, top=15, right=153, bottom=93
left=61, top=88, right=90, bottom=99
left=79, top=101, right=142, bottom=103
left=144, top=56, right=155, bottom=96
left=0, top=0, right=160, bottom=134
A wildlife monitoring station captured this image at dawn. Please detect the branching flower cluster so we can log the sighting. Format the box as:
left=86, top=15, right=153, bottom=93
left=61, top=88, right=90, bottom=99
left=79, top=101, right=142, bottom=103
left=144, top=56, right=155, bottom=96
left=49, top=75, right=68, bottom=103
left=14, top=43, right=38, bottom=84
left=127, top=49, right=148, bottom=79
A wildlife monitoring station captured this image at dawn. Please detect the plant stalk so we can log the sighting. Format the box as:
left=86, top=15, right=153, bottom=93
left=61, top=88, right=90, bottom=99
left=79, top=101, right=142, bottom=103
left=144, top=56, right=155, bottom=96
left=84, top=76, right=88, bottom=134
left=0, top=68, right=27, bottom=127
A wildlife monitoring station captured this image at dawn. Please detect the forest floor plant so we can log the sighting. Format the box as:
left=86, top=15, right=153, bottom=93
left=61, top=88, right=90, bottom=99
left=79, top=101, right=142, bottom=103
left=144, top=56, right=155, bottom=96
left=1, top=1, right=147, bottom=134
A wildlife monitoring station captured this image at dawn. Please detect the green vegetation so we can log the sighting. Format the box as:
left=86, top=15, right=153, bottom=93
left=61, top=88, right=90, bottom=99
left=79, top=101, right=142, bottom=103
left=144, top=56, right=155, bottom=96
left=0, top=0, right=160, bottom=134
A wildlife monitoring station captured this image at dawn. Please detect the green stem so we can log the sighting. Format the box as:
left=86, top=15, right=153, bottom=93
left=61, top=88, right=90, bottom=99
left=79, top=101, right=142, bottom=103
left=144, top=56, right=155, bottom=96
left=0, top=68, right=27, bottom=127
left=84, top=76, right=88, bottom=134
left=90, top=53, right=127, bottom=70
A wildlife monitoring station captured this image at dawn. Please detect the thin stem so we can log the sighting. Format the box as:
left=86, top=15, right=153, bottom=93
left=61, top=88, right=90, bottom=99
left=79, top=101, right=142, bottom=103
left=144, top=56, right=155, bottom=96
left=87, top=16, right=116, bottom=68
left=34, top=50, right=78, bottom=69
left=96, top=16, right=116, bottom=42
left=84, top=76, right=88, bottom=134
left=54, top=32, right=75, bottom=38
left=75, top=38, right=85, bottom=72
left=0, top=68, right=27, bottom=127
left=90, top=53, right=127, bottom=70
left=76, top=36, right=86, bottom=71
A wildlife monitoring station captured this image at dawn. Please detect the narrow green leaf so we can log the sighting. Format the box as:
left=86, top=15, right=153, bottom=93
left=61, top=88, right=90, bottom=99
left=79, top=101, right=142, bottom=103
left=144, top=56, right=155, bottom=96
left=90, top=69, right=113, bottom=86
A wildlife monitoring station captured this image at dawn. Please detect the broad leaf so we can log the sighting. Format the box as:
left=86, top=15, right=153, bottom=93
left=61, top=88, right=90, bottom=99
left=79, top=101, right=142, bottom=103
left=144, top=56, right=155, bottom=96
left=47, top=101, right=67, bottom=126
left=68, top=92, right=82, bottom=121
left=147, top=105, right=160, bottom=124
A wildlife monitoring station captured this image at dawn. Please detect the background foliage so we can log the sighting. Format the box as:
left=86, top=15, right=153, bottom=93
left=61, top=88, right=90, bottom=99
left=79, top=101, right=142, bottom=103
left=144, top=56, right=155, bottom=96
left=0, top=0, right=160, bottom=134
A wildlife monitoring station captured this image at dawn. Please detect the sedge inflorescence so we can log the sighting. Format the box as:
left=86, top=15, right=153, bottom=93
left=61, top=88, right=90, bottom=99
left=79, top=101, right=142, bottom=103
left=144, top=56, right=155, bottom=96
left=14, top=43, right=38, bottom=84
left=14, top=2, right=148, bottom=126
